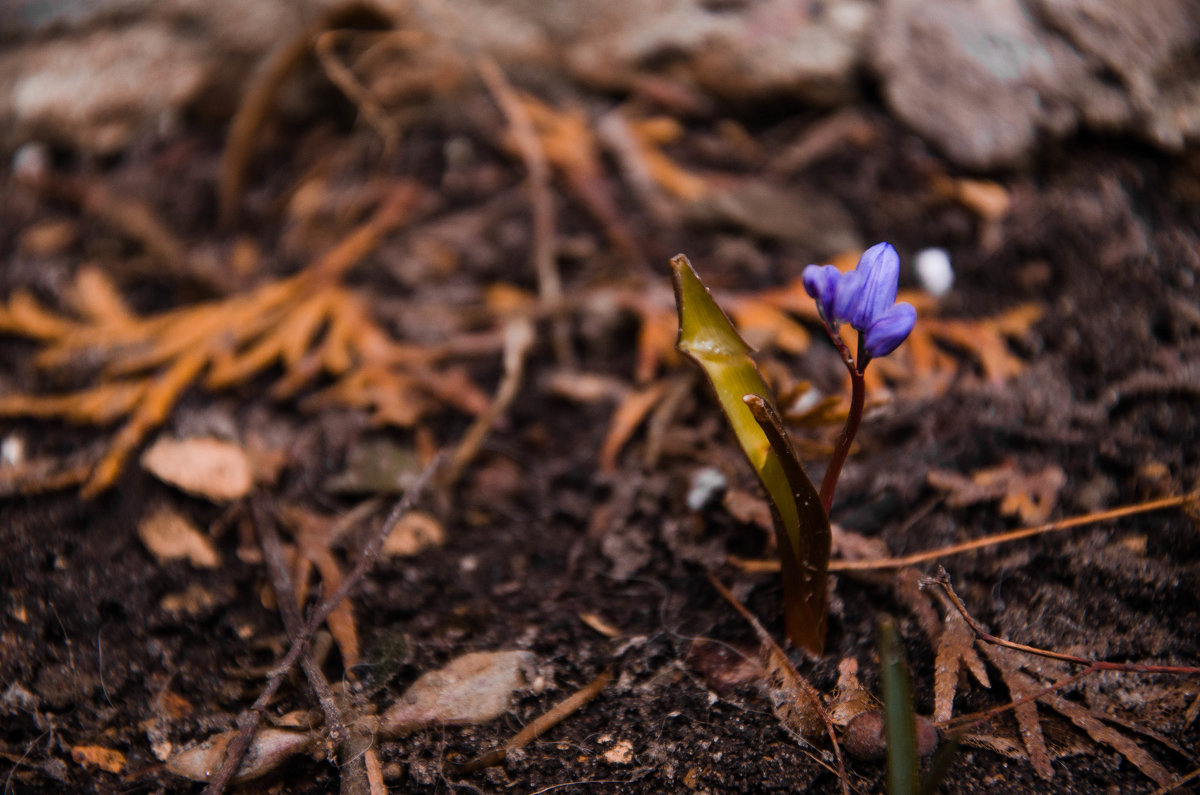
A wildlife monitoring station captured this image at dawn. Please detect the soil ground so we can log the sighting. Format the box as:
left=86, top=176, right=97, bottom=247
left=2, top=30, right=1200, bottom=795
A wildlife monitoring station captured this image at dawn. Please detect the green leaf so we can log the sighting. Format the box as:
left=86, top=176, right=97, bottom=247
left=671, top=254, right=831, bottom=654
left=880, top=617, right=919, bottom=795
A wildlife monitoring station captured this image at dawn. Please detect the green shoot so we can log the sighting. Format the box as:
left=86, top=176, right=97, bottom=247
left=671, top=254, right=831, bottom=654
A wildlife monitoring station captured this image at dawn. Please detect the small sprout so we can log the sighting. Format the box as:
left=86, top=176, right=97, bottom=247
left=672, top=254, right=830, bottom=654
left=671, top=244, right=916, bottom=652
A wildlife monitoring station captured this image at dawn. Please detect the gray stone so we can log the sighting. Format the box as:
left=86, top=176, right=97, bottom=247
left=0, top=0, right=331, bottom=154
left=870, top=0, right=1200, bottom=168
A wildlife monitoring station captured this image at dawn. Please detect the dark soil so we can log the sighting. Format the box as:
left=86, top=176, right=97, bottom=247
left=3, top=74, right=1200, bottom=795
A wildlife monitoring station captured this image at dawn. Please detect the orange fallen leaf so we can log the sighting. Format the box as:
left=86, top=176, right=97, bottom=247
left=928, top=461, right=1067, bottom=524
left=514, top=93, right=639, bottom=260
left=71, top=744, right=126, bottom=774
left=579, top=612, right=621, bottom=638
left=137, top=505, right=220, bottom=568
left=932, top=175, right=1011, bottom=220
left=141, top=436, right=254, bottom=502
left=0, top=184, right=491, bottom=495
left=283, top=506, right=361, bottom=668
left=624, top=114, right=710, bottom=202
left=382, top=511, right=445, bottom=557
left=599, top=380, right=670, bottom=473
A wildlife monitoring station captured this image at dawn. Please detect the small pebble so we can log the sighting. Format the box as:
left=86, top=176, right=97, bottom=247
left=12, top=142, right=50, bottom=185
left=915, top=248, right=954, bottom=297
left=687, top=467, right=727, bottom=512
left=1, top=434, right=24, bottom=467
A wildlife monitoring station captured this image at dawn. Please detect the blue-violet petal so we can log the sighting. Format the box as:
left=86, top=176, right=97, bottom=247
left=862, top=301, right=916, bottom=358
left=801, top=264, right=842, bottom=324
left=840, top=242, right=900, bottom=331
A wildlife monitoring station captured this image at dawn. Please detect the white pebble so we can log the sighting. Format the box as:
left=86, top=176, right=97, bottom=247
left=687, top=467, right=727, bottom=512
left=12, top=142, right=50, bottom=185
left=914, top=247, right=954, bottom=297
left=1, top=434, right=23, bottom=467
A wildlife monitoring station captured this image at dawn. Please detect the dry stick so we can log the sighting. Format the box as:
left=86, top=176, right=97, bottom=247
left=1148, top=765, right=1200, bottom=795
left=252, top=500, right=347, bottom=748
left=203, top=456, right=440, bottom=795
left=475, top=56, right=573, bottom=368
left=449, top=669, right=613, bottom=776
left=732, top=493, right=1194, bottom=574
left=935, top=664, right=1097, bottom=732
left=442, top=316, right=535, bottom=486
left=706, top=573, right=850, bottom=795
left=218, top=4, right=379, bottom=227
left=313, top=30, right=400, bottom=156
left=307, top=182, right=423, bottom=285
left=923, top=569, right=1200, bottom=676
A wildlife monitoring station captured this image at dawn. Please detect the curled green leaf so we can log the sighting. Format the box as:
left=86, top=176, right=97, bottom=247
left=671, top=254, right=830, bottom=654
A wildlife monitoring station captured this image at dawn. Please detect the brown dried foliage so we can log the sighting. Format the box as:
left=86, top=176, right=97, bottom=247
left=0, top=186, right=488, bottom=496
left=928, top=461, right=1068, bottom=524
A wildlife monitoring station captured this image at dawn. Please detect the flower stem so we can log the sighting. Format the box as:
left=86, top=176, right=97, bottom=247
left=819, top=325, right=866, bottom=514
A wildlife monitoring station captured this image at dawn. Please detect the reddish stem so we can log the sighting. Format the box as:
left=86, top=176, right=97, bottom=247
left=819, top=324, right=865, bottom=514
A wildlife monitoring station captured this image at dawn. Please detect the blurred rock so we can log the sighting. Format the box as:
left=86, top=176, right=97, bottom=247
left=870, top=0, right=1200, bottom=168
left=543, top=0, right=874, bottom=105
left=0, top=0, right=332, bottom=154
left=4, top=0, right=1198, bottom=168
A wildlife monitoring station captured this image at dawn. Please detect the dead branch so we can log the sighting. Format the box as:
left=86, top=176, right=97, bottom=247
left=922, top=568, right=1200, bottom=675
left=706, top=573, right=849, bottom=795
left=449, top=669, right=612, bottom=775
left=202, top=455, right=440, bottom=795
left=475, top=57, right=572, bottom=367
left=732, top=493, right=1194, bottom=573
left=442, top=316, right=535, bottom=486
left=253, top=500, right=347, bottom=748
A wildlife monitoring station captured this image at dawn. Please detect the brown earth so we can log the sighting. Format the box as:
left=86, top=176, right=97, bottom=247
left=2, top=17, right=1200, bottom=795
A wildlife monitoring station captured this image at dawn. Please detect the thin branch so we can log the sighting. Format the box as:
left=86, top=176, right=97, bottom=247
left=314, top=30, right=400, bottom=155
left=923, top=569, right=1200, bottom=675
left=441, top=316, right=535, bottom=487
left=730, top=493, right=1194, bottom=574
left=449, top=669, right=612, bottom=775
left=475, top=56, right=573, bottom=367
left=837, top=493, right=1191, bottom=572
left=203, top=455, right=440, bottom=795
left=253, top=499, right=347, bottom=746
left=706, top=573, right=849, bottom=795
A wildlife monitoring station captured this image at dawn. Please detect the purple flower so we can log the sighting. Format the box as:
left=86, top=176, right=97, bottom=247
left=862, top=302, right=917, bottom=357
left=801, top=242, right=916, bottom=360
left=801, top=264, right=842, bottom=325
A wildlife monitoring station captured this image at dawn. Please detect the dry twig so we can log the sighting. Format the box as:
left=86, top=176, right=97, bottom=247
left=442, top=316, right=535, bottom=486
left=202, top=455, right=440, bottom=795
left=475, top=57, right=571, bottom=366
left=707, top=574, right=849, bottom=795
left=731, top=493, right=1194, bottom=573
left=449, top=670, right=612, bottom=775
left=253, top=501, right=347, bottom=750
